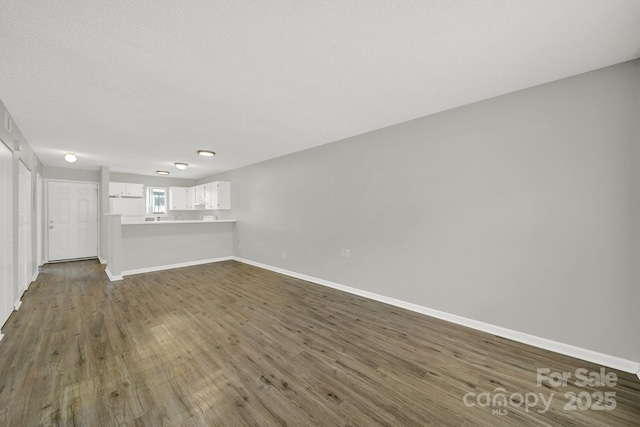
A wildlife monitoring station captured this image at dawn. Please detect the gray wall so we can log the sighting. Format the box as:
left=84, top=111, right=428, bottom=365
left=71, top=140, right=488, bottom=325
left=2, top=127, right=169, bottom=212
left=121, top=222, right=234, bottom=272
left=42, top=166, right=99, bottom=182
left=204, top=60, right=640, bottom=362
left=0, top=98, right=43, bottom=309
left=109, top=172, right=195, bottom=189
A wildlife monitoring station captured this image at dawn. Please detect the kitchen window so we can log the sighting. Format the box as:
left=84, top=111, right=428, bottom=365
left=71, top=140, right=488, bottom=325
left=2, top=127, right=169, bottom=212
left=146, top=187, right=167, bottom=215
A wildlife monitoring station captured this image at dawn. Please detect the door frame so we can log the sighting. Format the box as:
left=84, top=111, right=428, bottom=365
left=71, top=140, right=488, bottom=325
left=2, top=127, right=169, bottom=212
left=37, top=173, right=43, bottom=266
left=45, top=179, right=101, bottom=263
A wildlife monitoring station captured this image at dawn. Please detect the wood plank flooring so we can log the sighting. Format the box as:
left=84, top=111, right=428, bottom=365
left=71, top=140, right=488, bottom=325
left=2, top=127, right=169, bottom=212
left=0, top=259, right=639, bottom=426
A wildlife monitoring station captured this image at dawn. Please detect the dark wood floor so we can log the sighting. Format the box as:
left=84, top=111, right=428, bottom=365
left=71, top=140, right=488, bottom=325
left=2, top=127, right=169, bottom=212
left=0, top=260, right=638, bottom=426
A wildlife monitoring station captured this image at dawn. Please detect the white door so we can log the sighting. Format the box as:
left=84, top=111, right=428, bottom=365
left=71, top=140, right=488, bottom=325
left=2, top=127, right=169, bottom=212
left=48, top=181, right=98, bottom=261
left=0, top=141, right=13, bottom=328
left=18, top=161, right=32, bottom=293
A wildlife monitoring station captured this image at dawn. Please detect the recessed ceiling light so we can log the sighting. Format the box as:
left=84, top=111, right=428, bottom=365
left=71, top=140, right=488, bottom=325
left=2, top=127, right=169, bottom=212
left=197, top=150, right=216, bottom=157
left=64, top=152, right=77, bottom=163
left=174, top=162, right=188, bottom=170
left=156, top=170, right=170, bottom=175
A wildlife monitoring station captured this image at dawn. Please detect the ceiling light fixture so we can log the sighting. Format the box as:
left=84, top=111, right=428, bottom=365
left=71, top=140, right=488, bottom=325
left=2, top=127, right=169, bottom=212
left=156, top=170, right=170, bottom=175
left=64, top=152, right=77, bottom=163
left=197, top=150, right=216, bottom=157
left=174, top=162, right=188, bottom=170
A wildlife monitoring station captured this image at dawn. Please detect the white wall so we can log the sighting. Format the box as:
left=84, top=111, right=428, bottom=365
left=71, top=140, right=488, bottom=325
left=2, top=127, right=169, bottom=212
left=202, top=59, right=640, bottom=363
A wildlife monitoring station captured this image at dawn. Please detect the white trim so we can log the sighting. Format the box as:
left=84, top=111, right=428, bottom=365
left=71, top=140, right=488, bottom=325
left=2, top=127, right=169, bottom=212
left=37, top=173, right=44, bottom=267
left=105, top=267, right=123, bottom=282
left=14, top=299, right=22, bottom=311
left=121, top=256, right=233, bottom=277
left=45, top=178, right=100, bottom=184
left=30, top=269, right=38, bottom=284
left=232, top=257, right=640, bottom=376
left=98, top=256, right=107, bottom=265
left=0, top=333, right=4, bottom=343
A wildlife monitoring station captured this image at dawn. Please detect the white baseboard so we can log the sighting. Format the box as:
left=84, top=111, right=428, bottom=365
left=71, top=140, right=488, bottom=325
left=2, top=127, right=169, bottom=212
left=30, top=270, right=39, bottom=286
left=105, top=267, right=123, bottom=282
left=14, top=299, right=22, bottom=311
left=0, top=333, right=3, bottom=343
left=232, top=257, right=640, bottom=377
left=98, top=256, right=107, bottom=265
left=121, top=256, right=233, bottom=278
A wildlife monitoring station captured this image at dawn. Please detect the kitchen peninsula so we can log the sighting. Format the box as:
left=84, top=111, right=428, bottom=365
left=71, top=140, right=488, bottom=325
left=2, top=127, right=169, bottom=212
left=104, top=215, right=236, bottom=281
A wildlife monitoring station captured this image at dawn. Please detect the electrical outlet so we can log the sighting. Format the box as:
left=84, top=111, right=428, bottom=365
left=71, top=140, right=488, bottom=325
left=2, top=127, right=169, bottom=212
left=340, top=248, right=351, bottom=258
left=282, top=252, right=286, bottom=259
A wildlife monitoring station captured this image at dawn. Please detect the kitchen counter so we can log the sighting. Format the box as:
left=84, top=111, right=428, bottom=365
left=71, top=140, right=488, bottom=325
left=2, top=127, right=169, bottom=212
left=122, top=219, right=237, bottom=225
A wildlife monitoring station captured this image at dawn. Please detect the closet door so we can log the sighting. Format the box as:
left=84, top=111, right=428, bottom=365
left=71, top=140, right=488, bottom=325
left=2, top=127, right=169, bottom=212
left=0, top=141, right=13, bottom=329
left=18, top=161, right=32, bottom=293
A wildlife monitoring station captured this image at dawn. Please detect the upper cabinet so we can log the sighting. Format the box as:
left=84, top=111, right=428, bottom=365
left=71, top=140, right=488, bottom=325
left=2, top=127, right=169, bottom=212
left=168, top=181, right=230, bottom=210
left=206, top=181, right=230, bottom=210
left=109, top=182, right=144, bottom=198
left=194, top=184, right=206, bottom=206
left=169, top=187, right=188, bottom=210
left=186, top=186, right=196, bottom=209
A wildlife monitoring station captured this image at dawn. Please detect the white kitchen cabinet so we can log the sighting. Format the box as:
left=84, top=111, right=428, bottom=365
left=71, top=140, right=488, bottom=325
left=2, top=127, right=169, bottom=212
left=194, top=185, right=206, bottom=206
left=204, top=181, right=231, bottom=210
left=186, top=186, right=196, bottom=209
left=109, top=182, right=126, bottom=196
left=125, top=183, right=144, bottom=197
left=109, top=182, right=144, bottom=198
left=169, top=187, right=188, bottom=210
left=170, top=182, right=230, bottom=210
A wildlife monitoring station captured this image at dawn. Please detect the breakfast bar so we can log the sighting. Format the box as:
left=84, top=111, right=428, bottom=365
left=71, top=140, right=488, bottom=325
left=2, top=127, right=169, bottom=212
left=104, top=214, right=236, bottom=280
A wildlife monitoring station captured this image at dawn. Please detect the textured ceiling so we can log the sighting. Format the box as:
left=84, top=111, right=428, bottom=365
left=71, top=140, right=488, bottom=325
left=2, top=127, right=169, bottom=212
left=1, top=1, right=639, bottom=179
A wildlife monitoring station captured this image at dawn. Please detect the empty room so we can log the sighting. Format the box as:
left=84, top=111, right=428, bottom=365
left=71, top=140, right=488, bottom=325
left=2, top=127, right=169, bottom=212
left=1, top=1, right=639, bottom=425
